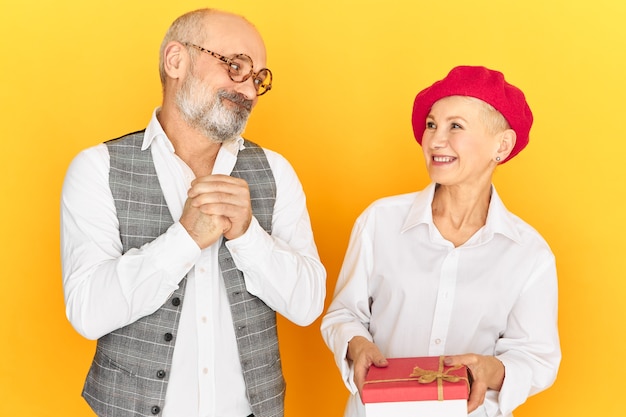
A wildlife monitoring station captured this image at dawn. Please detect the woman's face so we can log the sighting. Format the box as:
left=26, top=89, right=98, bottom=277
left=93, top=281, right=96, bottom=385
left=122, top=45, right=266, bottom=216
left=421, top=95, right=501, bottom=188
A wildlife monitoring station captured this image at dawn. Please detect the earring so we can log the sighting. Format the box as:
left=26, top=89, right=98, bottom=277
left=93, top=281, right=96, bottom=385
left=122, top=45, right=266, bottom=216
left=495, top=156, right=501, bottom=162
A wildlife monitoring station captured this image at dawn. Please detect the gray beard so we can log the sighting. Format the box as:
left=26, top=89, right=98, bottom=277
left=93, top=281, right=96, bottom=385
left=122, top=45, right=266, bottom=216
left=175, top=74, right=252, bottom=143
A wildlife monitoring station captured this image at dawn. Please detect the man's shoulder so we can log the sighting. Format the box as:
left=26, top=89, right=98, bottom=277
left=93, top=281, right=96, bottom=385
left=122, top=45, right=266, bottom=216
left=105, top=129, right=146, bottom=146
left=241, top=137, right=260, bottom=148
left=239, top=138, right=291, bottom=171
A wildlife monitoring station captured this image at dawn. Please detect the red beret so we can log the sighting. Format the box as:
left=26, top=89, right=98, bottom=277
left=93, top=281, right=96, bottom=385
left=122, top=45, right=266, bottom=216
left=411, top=66, right=533, bottom=163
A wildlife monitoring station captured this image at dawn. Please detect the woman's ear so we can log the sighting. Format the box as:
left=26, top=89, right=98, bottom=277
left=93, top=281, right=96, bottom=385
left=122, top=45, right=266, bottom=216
left=496, top=129, right=517, bottom=162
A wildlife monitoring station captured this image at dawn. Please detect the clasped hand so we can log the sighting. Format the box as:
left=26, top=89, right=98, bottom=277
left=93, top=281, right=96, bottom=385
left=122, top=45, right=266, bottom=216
left=347, top=336, right=505, bottom=414
left=180, top=174, right=252, bottom=249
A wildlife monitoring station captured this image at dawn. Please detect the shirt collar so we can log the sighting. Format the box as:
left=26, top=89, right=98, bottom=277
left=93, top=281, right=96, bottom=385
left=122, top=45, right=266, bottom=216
left=484, top=186, right=522, bottom=244
left=141, top=107, right=245, bottom=155
left=401, top=182, right=437, bottom=233
left=402, top=182, right=522, bottom=244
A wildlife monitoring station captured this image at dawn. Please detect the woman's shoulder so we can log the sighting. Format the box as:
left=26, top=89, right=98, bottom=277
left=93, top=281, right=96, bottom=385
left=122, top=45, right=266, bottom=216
left=364, top=191, right=421, bottom=212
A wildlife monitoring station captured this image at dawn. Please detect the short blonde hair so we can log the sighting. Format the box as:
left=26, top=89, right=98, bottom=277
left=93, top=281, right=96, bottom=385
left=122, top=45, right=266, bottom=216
left=464, top=96, right=511, bottom=135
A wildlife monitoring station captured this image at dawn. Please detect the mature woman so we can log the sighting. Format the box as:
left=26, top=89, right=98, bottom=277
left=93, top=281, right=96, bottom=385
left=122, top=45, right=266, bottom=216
left=321, top=66, right=561, bottom=417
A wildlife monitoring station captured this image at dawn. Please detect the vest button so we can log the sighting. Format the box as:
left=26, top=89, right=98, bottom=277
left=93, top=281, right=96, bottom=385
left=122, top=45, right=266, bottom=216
left=151, top=405, right=161, bottom=415
left=171, top=297, right=181, bottom=306
left=164, top=332, right=173, bottom=342
left=156, top=370, right=166, bottom=379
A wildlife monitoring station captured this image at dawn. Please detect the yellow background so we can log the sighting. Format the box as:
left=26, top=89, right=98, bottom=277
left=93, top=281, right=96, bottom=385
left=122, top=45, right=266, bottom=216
left=1, top=0, right=624, bottom=415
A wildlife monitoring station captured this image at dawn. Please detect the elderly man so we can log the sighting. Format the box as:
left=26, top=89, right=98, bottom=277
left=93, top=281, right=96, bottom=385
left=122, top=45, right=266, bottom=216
left=61, top=8, right=325, bottom=417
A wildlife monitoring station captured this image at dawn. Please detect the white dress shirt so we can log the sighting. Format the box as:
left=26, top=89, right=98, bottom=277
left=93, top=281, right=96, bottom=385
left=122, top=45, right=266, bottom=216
left=61, top=109, right=326, bottom=417
left=320, top=182, right=560, bottom=417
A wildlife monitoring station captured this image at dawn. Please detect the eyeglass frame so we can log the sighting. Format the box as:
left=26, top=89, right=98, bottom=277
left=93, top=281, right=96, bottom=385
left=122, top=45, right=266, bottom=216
left=182, top=42, right=273, bottom=96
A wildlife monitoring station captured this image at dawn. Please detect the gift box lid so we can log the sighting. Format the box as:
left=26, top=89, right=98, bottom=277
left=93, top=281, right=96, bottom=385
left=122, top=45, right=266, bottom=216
left=362, top=356, right=469, bottom=403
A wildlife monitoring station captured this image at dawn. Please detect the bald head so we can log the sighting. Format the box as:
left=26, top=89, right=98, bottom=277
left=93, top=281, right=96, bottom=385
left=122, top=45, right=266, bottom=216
left=158, top=9, right=266, bottom=86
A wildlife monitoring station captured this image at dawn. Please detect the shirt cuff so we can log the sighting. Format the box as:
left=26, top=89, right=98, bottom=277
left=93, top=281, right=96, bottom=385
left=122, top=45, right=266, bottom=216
left=496, top=354, right=532, bottom=415
left=147, top=222, right=201, bottom=283
left=224, top=217, right=273, bottom=279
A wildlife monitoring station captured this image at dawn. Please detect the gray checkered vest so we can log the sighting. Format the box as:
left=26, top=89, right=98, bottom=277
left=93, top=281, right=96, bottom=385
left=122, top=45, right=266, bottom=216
left=82, top=131, right=284, bottom=417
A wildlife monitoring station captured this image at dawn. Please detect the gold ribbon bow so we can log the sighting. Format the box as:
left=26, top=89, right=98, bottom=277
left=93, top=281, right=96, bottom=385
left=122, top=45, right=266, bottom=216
left=409, top=355, right=465, bottom=401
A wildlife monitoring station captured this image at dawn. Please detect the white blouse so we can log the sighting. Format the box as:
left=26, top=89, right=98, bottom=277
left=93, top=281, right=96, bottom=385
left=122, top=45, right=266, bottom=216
left=321, top=183, right=560, bottom=417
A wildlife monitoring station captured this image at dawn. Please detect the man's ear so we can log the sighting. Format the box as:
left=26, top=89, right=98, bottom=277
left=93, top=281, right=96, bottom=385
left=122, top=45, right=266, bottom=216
left=496, top=129, right=517, bottom=161
left=163, top=41, right=187, bottom=80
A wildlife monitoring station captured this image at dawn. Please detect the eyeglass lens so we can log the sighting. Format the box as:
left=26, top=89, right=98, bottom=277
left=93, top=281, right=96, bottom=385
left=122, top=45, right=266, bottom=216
left=227, top=54, right=272, bottom=95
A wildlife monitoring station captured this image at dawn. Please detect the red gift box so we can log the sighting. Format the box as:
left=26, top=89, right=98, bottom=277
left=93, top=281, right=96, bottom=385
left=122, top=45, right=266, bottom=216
left=362, top=356, right=469, bottom=417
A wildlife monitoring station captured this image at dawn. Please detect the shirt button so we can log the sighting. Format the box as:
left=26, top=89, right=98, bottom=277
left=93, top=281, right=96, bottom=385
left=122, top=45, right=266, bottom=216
left=171, top=297, right=181, bottom=307
left=164, top=333, right=173, bottom=342
left=202, top=368, right=209, bottom=375
left=156, top=370, right=166, bottom=379
left=201, top=316, right=207, bottom=324
left=151, top=405, right=161, bottom=415
left=435, top=339, right=441, bottom=344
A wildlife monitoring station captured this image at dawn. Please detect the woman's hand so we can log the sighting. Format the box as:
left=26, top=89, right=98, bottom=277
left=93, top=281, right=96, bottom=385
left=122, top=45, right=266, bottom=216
left=444, top=354, right=505, bottom=413
left=346, top=336, right=389, bottom=396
